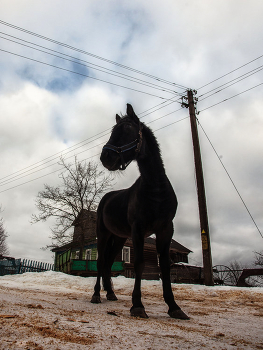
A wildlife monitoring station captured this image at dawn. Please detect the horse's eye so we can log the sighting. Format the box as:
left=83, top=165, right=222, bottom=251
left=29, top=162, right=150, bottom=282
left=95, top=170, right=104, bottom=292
left=124, top=124, right=132, bottom=131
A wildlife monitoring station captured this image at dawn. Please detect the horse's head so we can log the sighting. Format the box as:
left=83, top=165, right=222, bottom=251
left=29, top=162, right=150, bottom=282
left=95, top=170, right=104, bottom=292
left=101, top=104, right=143, bottom=171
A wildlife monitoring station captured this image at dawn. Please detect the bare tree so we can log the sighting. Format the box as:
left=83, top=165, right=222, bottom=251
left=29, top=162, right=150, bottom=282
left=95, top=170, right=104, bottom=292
left=32, top=157, right=114, bottom=249
left=0, top=208, right=9, bottom=256
left=254, top=251, right=263, bottom=267
left=229, top=260, right=245, bottom=285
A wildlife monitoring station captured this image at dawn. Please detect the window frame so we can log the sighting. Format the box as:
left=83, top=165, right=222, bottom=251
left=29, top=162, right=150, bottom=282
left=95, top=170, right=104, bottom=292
left=122, top=246, right=131, bottom=263
left=85, top=248, right=92, bottom=260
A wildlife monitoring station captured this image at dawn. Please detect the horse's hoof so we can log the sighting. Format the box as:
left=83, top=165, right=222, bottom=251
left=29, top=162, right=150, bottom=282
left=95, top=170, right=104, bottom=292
left=90, top=295, right=101, bottom=304
left=107, top=293, right=118, bottom=301
left=130, top=307, right=149, bottom=318
left=168, top=309, right=190, bottom=320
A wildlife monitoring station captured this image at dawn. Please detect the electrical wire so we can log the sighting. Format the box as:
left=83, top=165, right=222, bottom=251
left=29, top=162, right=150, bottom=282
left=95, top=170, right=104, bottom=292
left=0, top=21, right=186, bottom=184
left=198, top=82, right=263, bottom=113
left=198, top=53, right=263, bottom=90
left=199, top=65, right=263, bottom=101
left=0, top=140, right=107, bottom=187
left=0, top=153, right=101, bottom=193
left=0, top=33, right=182, bottom=95
left=0, top=97, right=182, bottom=184
left=0, top=129, right=110, bottom=183
left=139, top=97, right=183, bottom=118
left=0, top=48, right=174, bottom=100
left=0, top=20, right=188, bottom=90
left=153, top=116, right=189, bottom=132
left=197, top=120, right=263, bottom=239
left=148, top=107, right=184, bottom=125
left=1, top=53, right=262, bottom=189
left=0, top=114, right=189, bottom=193
left=0, top=107, right=186, bottom=187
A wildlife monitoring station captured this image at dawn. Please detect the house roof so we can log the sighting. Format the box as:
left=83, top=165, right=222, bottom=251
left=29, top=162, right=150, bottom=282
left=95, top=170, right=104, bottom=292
left=71, top=209, right=96, bottom=226
left=51, top=237, right=97, bottom=252
left=144, top=237, right=192, bottom=253
left=170, top=239, right=192, bottom=253
left=124, top=236, right=192, bottom=254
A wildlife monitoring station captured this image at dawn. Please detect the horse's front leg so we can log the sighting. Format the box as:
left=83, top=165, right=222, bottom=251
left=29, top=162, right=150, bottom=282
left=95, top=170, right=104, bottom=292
left=156, top=223, right=189, bottom=320
left=130, top=222, right=148, bottom=318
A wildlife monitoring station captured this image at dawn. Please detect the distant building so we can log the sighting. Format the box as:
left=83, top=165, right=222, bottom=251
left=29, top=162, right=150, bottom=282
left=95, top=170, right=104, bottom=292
left=52, top=209, right=195, bottom=281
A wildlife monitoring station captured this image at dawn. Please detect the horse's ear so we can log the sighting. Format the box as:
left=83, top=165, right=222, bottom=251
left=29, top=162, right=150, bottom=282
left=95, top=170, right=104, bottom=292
left=127, top=104, right=139, bottom=124
left=116, top=114, right=121, bottom=124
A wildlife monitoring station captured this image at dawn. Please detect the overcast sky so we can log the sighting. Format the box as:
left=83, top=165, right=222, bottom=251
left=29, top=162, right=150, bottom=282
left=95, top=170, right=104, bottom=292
left=0, top=0, right=262, bottom=268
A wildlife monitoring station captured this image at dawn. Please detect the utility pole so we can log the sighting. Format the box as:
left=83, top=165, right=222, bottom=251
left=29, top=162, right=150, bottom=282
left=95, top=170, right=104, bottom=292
left=184, top=89, right=214, bottom=286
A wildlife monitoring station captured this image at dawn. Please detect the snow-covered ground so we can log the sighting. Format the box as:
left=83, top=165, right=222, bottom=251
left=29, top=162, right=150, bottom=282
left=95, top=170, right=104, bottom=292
left=0, top=271, right=262, bottom=349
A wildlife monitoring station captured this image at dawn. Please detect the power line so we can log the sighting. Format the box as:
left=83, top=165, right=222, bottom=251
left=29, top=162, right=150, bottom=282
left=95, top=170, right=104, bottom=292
left=198, top=53, right=263, bottom=90
left=0, top=129, right=110, bottom=183
left=0, top=33, right=182, bottom=96
left=2, top=56, right=262, bottom=188
left=0, top=107, right=186, bottom=187
left=199, top=82, right=263, bottom=113
left=199, top=64, right=263, bottom=101
left=148, top=107, right=184, bottom=125
left=153, top=116, right=188, bottom=132
left=0, top=140, right=107, bottom=187
left=0, top=114, right=188, bottom=193
left=0, top=153, right=101, bottom=193
left=0, top=48, right=173, bottom=100
left=197, top=120, right=263, bottom=239
left=139, top=97, right=183, bottom=118
left=0, top=19, right=188, bottom=90
left=0, top=98, right=181, bottom=184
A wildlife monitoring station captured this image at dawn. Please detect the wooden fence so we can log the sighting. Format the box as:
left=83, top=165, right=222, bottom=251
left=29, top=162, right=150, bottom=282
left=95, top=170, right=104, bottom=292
left=0, top=258, right=54, bottom=276
left=19, top=259, right=54, bottom=274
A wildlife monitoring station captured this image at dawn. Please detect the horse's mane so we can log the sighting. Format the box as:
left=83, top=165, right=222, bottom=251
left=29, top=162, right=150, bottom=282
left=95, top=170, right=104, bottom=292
left=140, top=121, right=164, bottom=167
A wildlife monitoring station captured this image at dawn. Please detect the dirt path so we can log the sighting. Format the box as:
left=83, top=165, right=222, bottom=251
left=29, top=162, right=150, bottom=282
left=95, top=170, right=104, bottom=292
left=0, top=277, right=263, bottom=349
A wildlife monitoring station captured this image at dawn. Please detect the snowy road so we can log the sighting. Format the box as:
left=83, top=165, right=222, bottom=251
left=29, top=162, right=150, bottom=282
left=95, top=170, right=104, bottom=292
left=0, top=272, right=262, bottom=349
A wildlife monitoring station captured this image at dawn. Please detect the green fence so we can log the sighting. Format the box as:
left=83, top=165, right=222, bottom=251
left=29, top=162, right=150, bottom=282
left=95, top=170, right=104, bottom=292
left=71, top=260, right=124, bottom=272
left=56, top=248, right=124, bottom=274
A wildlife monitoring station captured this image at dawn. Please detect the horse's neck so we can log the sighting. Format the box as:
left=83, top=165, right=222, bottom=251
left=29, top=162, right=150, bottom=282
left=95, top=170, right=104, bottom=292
left=137, top=128, right=167, bottom=185
left=137, top=158, right=166, bottom=187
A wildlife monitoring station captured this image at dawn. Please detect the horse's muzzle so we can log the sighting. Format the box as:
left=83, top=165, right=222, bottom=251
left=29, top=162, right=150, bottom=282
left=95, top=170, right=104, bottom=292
left=100, top=149, right=120, bottom=171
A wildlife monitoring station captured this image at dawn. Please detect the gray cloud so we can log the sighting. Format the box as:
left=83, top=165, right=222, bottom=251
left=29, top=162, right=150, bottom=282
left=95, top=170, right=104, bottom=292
left=0, top=0, right=262, bottom=268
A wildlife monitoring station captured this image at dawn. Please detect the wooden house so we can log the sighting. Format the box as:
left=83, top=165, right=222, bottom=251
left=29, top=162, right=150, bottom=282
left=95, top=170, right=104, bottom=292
left=52, top=209, right=193, bottom=281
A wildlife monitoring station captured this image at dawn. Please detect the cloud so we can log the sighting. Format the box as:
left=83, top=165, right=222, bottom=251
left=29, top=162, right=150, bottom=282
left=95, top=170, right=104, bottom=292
left=0, top=0, right=262, bottom=270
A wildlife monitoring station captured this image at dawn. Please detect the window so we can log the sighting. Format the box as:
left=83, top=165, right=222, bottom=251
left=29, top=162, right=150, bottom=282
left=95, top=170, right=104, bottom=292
left=122, top=246, right=130, bottom=263
left=75, top=250, right=80, bottom=259
left=85, top=249, right=92, bottom=260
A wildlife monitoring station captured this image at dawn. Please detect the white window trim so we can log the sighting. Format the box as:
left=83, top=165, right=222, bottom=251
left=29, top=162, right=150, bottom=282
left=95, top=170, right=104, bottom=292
left=75, top=250, right=80, bottom=259
left=85, top=249, right=92, bottom=260
left=122, top=246, right=130, bottom=263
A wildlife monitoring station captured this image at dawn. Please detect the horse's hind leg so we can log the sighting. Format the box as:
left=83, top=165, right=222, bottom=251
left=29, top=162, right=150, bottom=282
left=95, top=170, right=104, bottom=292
left=156, top=223, right=189, bottom=320
left=130, top=222, right=148, bottom=318
left=91, top=229, right=111, bottom=304
left=103, top=235, right=127, bottom=301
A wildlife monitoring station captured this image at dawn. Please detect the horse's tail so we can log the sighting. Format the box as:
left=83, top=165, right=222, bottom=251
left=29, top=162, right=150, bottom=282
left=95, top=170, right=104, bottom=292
left=96, top=191, right=113, bottom=238
left=96, top=197, right=105, bottom=239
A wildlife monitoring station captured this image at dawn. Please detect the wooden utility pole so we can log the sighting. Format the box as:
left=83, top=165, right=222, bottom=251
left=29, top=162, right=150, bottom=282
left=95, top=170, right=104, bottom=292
left=187, top=89, right=214, bottom=286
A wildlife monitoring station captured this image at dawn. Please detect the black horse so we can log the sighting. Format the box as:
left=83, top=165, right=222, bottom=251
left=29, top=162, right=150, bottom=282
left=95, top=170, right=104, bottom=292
left=91, top=104, right=189, bottom=320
